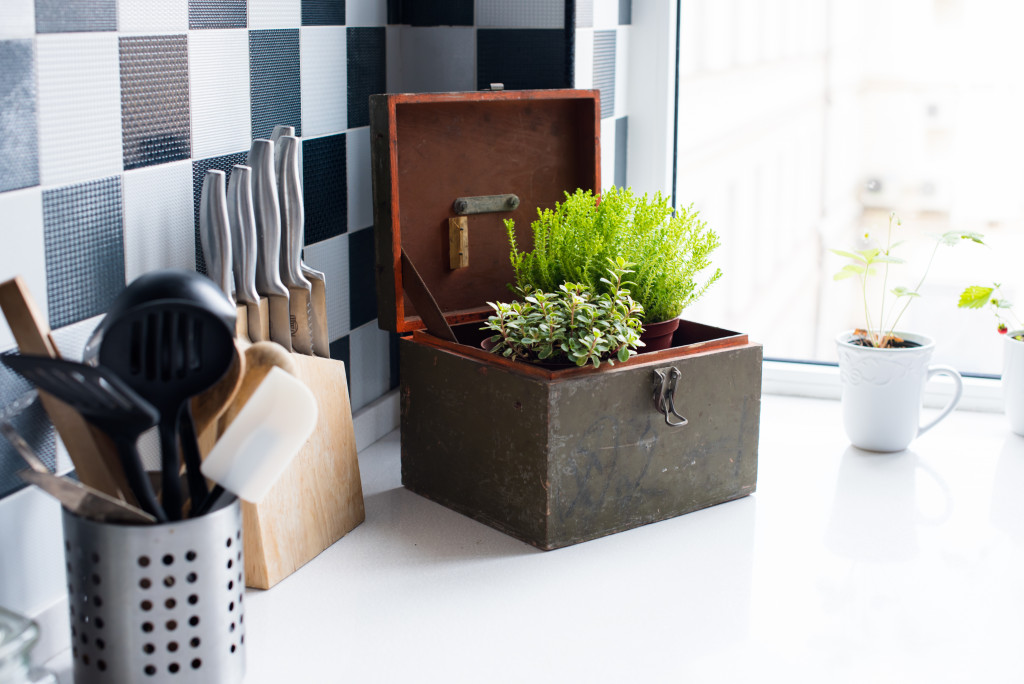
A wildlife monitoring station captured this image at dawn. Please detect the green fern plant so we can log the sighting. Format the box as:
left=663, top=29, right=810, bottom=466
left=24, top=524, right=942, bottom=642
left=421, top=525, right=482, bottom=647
left=505, top=186, right=722, bottom=323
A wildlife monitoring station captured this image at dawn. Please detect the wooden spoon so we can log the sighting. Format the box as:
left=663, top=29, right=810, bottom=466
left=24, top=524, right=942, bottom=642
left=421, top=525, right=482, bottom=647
left=219, top=341, right=297, bottom=434
left=192, top=338, right=246, bottom=438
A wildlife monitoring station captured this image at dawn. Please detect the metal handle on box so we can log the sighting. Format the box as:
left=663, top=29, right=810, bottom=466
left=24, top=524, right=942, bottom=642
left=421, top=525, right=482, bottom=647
left=653, top=367, right=688, bottom=428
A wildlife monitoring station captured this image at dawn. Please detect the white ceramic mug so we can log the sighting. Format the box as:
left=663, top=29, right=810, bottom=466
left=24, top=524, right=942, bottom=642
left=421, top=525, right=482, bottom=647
left=1003, top=331, right=1024, bottom=436
left=836, top=331, right=963, bottom=452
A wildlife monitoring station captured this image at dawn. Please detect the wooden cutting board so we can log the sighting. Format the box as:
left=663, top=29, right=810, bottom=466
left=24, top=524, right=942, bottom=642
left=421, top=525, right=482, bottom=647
left=241, top=350, right=364, bottom=589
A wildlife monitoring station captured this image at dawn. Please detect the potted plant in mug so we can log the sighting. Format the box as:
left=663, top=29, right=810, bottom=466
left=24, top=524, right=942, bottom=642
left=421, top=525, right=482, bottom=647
left=956, top=283, right=1024, bottom=435
left=830, top=212, right=984, bottom=452
left=503, top=186, right=722, bottom=351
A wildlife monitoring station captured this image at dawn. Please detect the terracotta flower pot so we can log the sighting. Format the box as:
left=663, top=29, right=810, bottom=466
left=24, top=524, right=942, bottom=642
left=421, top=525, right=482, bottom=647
left=639, top=317, right=680, bottom=353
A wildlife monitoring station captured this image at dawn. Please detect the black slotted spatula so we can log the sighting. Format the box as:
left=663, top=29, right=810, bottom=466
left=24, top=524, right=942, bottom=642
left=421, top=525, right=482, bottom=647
left=97, top=302, right=235, bottom=520
left=1, top=354, right=166, bottom=522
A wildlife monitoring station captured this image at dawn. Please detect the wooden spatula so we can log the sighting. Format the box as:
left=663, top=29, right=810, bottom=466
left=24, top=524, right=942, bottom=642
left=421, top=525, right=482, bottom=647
left=0, top=276, right=130, bottom=501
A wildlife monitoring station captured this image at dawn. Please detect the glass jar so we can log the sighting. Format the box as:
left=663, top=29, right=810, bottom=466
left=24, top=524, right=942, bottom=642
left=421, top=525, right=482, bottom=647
left=0, top=607, right=56, bottom=684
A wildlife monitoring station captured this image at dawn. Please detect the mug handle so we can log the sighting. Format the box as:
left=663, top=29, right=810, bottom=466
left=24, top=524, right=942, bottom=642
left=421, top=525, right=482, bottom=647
left=917, top=364, right=963, bottom=437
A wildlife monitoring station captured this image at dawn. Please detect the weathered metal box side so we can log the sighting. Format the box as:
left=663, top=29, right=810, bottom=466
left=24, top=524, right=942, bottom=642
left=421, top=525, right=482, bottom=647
left=544, top=345, right=762, bottom=549
left=399, top=321, right=762, bottom=550
left=399, top=337, right=552, bottom=544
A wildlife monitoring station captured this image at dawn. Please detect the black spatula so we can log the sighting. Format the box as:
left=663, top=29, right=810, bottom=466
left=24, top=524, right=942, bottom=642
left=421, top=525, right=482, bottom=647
left=97, top=302, right=235, bottom=520
left=2, top=354, right=166, bottom=521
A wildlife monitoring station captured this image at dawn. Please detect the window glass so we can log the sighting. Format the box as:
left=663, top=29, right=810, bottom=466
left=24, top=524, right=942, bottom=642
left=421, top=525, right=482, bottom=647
left=673, top=0, right=1024, bottom=375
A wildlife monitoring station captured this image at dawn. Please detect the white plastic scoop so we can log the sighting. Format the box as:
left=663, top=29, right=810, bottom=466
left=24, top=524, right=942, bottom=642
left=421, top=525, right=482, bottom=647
left=199, top=366, right=317, bottom=507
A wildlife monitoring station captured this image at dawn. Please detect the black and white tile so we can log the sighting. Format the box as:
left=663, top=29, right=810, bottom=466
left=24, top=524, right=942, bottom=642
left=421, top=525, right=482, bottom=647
left=346, top=26, right=385, bottom=128
left=0, top=40, right=39, bottom=193
left=302, top=133, right=348, bottom=244
left=249, top=28, right=302, bottom=139
left=189, top=0, right=247, bottom=30
left=122, top=161, right=196, bottom=281
left=119, top=35, right=192, bottom=170
left=42, top=176, right=125, bottom=329
left=0, top=352, right=56, bottom=498
left=36, top=34, right=122, bottom=187
left=301, top=26, right=348, bottom=136
left=35, top=0, right=118, bottom=33
left=574, top=0, right=632, bottom=189
left=188, top=28, right=252, bottom=159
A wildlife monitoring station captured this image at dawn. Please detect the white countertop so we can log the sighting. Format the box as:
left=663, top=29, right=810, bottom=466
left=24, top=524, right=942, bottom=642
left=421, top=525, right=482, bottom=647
left=49, top=394, right=1024, bottom=682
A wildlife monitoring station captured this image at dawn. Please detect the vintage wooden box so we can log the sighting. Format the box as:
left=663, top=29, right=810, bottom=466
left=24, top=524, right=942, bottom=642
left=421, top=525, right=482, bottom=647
left=370, top=89, right=761, bottom=550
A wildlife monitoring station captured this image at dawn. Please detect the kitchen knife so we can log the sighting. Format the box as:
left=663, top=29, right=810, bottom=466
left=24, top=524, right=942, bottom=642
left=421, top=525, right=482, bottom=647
left=247, top=139, right=293, bottom=351
left=276, top=134, right=314, bottom=355
left=227, top=164, right=269, bottom=343
left=270, top=124, right=293, bottom=168
left=301, top=264, right=330, bottom=357
left=17, top=469, right=156, bottom=524
left=200, top=170, right=234, bottom=298
left=201, top=170, right=247, bottom=341
left=272, top=126, right=329, bottom=357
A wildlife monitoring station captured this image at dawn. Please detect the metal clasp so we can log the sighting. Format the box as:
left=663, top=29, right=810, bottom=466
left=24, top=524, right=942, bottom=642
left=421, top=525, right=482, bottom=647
left=653, top=367, right=688, bottom=428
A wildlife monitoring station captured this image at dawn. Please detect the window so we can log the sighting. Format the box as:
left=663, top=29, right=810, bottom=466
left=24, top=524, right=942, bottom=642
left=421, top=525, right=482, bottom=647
left=626, top=0, right=1024, bottom=376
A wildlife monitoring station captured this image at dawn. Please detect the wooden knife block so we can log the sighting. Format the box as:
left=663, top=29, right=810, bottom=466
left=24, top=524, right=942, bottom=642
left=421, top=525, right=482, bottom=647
left=241, top=352, right=364, bottom=589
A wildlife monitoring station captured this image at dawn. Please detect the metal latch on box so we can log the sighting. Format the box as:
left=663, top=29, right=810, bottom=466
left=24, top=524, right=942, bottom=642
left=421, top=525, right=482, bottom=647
left=653, top=367, right=688, bottom=428
left=448, top=194, right=521, bottom=270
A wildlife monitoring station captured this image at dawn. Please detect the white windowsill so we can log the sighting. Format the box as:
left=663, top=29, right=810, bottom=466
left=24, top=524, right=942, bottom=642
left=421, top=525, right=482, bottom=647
left=763, top=359, right=1005, bottom=413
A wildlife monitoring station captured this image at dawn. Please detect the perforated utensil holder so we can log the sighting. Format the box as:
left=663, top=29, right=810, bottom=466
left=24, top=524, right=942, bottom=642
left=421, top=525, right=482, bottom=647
left=61, top=498, right=245, bottom=683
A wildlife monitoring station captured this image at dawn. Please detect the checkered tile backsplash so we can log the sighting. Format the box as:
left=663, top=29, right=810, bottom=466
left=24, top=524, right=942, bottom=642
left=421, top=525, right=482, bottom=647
left=0, top=0, right=632, bottom=499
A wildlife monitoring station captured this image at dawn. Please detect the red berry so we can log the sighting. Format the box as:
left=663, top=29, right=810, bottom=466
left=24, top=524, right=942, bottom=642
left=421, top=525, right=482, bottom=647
left=998, top=324, right=1008, bottom=334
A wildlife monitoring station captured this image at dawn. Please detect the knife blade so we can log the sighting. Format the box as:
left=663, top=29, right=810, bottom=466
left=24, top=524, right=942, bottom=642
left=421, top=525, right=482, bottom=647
left=276, top=134, right=314, bottom=355
left=18, top=469, right=156, bottom=524
left=227, top=164, right=269, bottom=343
left=247, top=138, right=293, bottom=351
left=301, top=263, right=330, bottom=357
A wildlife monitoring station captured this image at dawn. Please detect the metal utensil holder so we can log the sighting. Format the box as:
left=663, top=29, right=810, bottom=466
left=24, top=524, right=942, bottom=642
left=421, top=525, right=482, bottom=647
left=61, top=498, right=245, bottom=684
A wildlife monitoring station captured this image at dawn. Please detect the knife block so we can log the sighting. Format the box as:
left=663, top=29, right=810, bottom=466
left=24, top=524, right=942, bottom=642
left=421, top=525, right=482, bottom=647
left=240, top=352, right=364, bottom=589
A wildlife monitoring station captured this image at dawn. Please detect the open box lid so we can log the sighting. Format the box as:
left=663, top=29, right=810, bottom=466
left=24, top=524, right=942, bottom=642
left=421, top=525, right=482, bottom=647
left=369, top=89, right=601, bottom=336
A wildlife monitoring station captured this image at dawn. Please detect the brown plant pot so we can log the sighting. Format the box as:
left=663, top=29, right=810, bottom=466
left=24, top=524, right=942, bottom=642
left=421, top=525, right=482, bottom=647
left=639, top=317, right=681, bottom=353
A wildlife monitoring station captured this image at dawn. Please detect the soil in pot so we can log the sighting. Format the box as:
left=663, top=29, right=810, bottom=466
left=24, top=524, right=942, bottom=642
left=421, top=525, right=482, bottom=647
left=847, top=330, right=921, bottom=349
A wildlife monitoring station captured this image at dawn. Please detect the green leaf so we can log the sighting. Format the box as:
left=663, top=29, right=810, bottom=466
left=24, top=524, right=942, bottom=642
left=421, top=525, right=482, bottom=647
left=958, top=285, right=994, bottom=309
left=618, top=346, right=631, bottom=363
left=939, top=230, right=986, bottom=246
left=829, top=249, right=867, bottom=262
left=890, top=286, right=919, bottom=298
left=833, top=264, right=865, bottom=281
left=871, top=254, right=906, bottom=264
